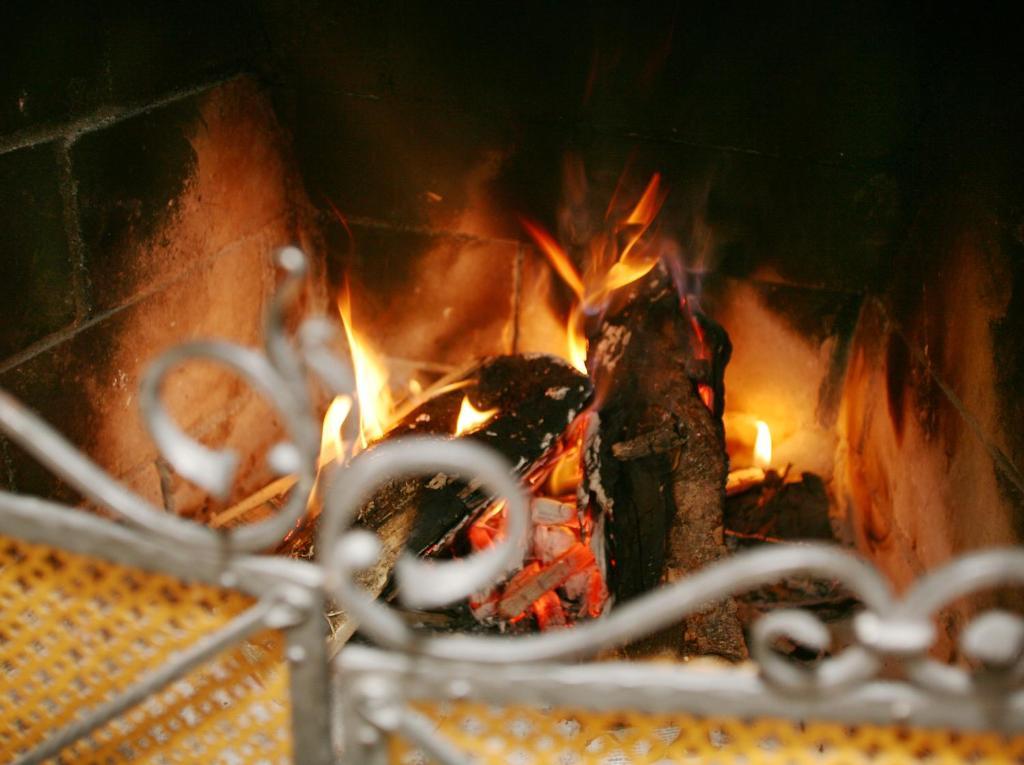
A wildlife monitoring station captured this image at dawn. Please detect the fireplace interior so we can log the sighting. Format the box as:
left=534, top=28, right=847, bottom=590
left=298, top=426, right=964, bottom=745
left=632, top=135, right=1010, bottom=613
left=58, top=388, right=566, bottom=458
left=2, top=1, right=1023, bottom=662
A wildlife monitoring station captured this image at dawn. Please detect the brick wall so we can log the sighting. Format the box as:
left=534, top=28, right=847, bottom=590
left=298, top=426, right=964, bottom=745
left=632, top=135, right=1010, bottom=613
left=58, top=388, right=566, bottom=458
left=0, top=5, right=323, bottom=521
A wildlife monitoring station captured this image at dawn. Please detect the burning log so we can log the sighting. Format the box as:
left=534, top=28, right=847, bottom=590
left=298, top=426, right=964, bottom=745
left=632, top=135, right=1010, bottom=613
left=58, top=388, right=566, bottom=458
left=583, top=268, right=747, bottom=660
left=389, top=354, right=591, bottom=554
left=302, top=354, right=592, bottom=611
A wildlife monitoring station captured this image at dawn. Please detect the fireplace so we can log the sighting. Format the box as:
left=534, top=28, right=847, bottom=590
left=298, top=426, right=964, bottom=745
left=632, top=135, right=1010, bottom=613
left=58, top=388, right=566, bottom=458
left=2, top=2, right=1023, bottom=664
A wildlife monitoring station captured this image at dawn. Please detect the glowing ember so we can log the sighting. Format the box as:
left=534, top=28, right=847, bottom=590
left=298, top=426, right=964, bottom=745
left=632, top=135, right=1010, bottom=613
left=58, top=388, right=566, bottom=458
left=319, top=394, right=353, bottom=464
left=338, top=286, right=394, bottom=449
left=454, top=395, right=499, bottom=436
left=754, top=420, right=772, bottom=469
left=462, top=413, right=607, bottom=630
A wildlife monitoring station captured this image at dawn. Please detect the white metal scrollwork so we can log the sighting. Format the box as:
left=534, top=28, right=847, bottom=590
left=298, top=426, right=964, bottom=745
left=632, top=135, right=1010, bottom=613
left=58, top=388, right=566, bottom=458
left=1, top=247, right=1024, bottom=765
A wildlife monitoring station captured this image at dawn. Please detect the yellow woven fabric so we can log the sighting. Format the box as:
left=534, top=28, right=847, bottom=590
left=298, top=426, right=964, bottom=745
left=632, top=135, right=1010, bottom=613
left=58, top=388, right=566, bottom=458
left=394, top=700, right=1024, bottom=765
left=0, top=535, right=292, bottom=764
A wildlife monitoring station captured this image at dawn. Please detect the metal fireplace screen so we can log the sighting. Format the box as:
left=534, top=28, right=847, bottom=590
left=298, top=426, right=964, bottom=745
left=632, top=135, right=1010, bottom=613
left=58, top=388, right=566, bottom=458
left=1, top=250, right=1023, bottom=765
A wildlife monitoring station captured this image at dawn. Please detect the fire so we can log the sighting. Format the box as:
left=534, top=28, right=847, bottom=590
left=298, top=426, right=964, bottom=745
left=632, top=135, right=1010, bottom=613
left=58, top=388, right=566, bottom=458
left=319, top=394, right=353, bottom=464
left=599, top=173, right=665, bottom=297
left=686, top=305, right=715, bottom=411
left=545, top=438, right=583, bottom=497
left=754, top=420, right=772, bottom=469
left=338, top=286, right=394, bottom=449
left=454, top=395, right=498, bottom=436
left=522, top=172, right=667, bottom=375
left=519, top=218, right=584, bottom=299
left=566, top=308, right=588, bottom=374
left=463, top=414, right=607, bottom=629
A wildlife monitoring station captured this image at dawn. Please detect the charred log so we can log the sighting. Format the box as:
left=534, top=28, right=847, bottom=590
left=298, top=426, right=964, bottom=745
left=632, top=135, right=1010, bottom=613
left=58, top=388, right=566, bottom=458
left=397, top=354, right=591, bottom=554
left=723, top=469, right=859, bottom=645
left=584, top=268, right=747, bottom=660
left=725, top=469, right=833, bottom=545
left=321, top=354, right=592, bottom=605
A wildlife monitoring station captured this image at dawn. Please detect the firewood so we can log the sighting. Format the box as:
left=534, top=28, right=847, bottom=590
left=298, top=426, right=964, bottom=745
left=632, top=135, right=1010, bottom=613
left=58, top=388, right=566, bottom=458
left=385, top=354, right=592, bottom=556
left=724, top=469, right=833, bottom=545
left=584, top=267, right=747, bottom=661
left=305, top=354, right=593, bottom=615
left=209, top=361, right=484, bottom=532
left=724, top=466, right=767, bottom=496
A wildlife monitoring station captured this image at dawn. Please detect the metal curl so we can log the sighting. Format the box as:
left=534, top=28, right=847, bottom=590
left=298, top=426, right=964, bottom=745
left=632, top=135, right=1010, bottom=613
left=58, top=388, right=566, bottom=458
left=0, top=247, right=347, bottom=555
left=133, top=245, right=357, bottom=553
left=139, top=340, right=319, bottom=553
left=751, top=609, right=879, bottom=695
left=9, top=242, right=1024, bottom=711
left=318, top=437, right=531, bottom=643
left=298, top=317, right=355, bottom=396
left=961, top=610, right=1024, bottom=672
left=317, top=443, right=898, bottom=667
left=887, top=548, right=1024, bottom=697
left=407, top=543, right=895, bottom=666
left=900, top=548, right=1024, bottom=619
left=264, top=247, right=314, bottom=414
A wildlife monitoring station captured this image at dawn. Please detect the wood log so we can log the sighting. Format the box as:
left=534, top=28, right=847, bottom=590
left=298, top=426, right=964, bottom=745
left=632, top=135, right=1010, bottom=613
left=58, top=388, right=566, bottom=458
left=388, top=354, right=592, bottom=556
left=724, top=469, right=833, bottom=545
left=584, top=267, right=747, bottom=660
left=298, top=354, right=592, bottom=615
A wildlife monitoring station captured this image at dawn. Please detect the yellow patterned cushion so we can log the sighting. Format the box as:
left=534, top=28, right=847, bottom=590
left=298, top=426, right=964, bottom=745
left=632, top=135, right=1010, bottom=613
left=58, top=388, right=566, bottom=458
left=0, top=535, right=291, bottom=764
left=394, top=700, right=1024, bottom=765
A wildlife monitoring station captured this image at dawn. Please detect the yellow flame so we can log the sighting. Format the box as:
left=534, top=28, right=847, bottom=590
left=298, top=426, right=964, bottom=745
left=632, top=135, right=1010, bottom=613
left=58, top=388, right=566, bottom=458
left=624, top=172, right=665, bottom=227
left=547, top=441, right=582, bottom=497
left=602, top=173, right=666, bottom=294
left=338, top=287, right=394, bottom=449
left=319, top=395, right=353, bottom=464
left=521, top=172, right=667, bottom=377
left=754, top=420, right=772, bottom=469
left=455, top=395, right=498, bottom=436
left=566, top=308, right=588, bottom=374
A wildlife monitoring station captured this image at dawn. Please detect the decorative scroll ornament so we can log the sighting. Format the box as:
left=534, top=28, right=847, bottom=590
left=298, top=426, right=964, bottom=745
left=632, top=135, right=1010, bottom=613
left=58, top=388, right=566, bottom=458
left=1, top=248, right=1024, bottom=765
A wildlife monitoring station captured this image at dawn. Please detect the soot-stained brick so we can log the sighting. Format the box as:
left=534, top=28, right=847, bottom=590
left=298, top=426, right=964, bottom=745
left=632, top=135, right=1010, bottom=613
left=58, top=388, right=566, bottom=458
left=70, top=96, right=199, bottom=312
left=0, top=143, right=77, bottom=361
left=0, top=4, right=105, bottom=135
left=101, top=0, right=264, bottom=106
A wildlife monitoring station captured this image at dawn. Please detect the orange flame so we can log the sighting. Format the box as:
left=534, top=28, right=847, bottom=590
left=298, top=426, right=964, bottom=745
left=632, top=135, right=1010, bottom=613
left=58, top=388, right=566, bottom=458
left=608, top=172, right=666, bottom=286
left=319, top=394, right=353, bottom=464
left=522, top=172, right=668, bottom=376
left=454, top=395, right=499, bottom=436
left=338, top=286, right=394, bottom=449
left=565, top=308, right=588, bottom=374
left=545, top=438, right=583, bottom=497
left=754, top=420, right=772, bottom=469
left=519, top=218, right=585, bottom=299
